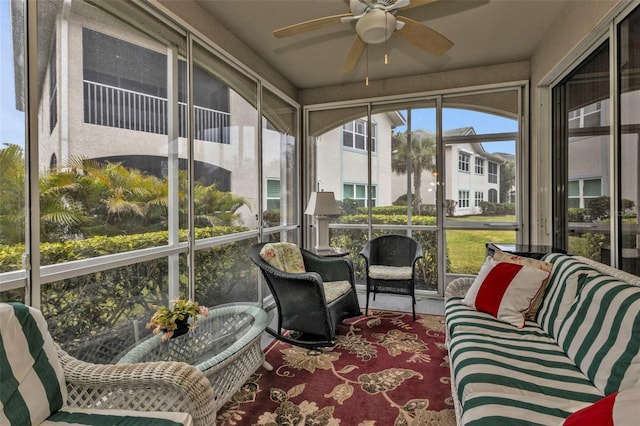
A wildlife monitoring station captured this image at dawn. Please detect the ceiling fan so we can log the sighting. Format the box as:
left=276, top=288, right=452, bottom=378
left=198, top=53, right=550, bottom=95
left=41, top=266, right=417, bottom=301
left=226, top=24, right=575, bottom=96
left=273, top=0, right=453, bottom=74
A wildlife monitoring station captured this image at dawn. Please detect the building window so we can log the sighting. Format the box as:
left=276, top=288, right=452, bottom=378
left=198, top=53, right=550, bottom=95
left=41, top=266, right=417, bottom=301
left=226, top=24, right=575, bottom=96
left=458, top=190, right=470, bottom=208
left=458, top=152, right=470, bottom=172
left=568, top=101, right=603, bottom=129
left=474, top=191, right=484, bottom=207
left=266, top=179, right=280, bottom=210
left=475, top=158, right=484, bottom=175
left=488, top=188, right=498, bottom=203
left=344, top=183, right=376, bottom=207
left=342, top=119, right=376, bottom=152
left=50, top=154, right=57, bottom=171
left=568, top=178, right=602, bottom=208
left=488, top=161, right=498, bottom=183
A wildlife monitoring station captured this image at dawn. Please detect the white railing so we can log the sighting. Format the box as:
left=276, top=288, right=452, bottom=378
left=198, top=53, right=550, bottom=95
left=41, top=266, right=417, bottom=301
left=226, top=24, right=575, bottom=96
left=83, top=80, right=230, bottom=144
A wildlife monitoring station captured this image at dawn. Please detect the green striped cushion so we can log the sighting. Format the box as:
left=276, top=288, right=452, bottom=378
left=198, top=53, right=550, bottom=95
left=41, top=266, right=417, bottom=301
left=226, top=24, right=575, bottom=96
left=43, top=408, right=192, bottom=425
left=448, top=321, right=603, bottom=425
left=1, top=302, right=66, bottom=426
left=555, top=273, right=640, bottom=394
left=537, top=254, right=600, bottom=338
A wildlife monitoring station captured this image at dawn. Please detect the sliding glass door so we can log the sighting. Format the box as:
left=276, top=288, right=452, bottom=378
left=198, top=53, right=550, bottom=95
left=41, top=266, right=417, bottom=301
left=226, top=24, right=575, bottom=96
left=306, top=86, right=525, bottom=294
left=553, top=4, right=640, bottom=277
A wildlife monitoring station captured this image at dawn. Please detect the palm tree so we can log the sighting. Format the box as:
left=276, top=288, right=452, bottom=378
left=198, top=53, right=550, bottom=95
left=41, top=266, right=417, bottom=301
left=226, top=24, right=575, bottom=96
left=0, top=144, right=25, bottom=245
left=391, top=130, right=436, bottom=214
left=192, top=182, right=249, bottom=227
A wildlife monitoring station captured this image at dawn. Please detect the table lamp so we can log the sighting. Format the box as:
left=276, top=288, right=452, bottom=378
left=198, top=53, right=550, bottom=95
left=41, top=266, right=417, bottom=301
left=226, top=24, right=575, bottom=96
left=305, top=191, right=341, bottom=254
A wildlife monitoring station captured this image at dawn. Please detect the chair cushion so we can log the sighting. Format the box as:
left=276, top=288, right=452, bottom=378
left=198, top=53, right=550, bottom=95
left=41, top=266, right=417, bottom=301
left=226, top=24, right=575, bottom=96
left=43, top=407, right=193, bottom=425
left=323, top=280, right=353, bottom=303
left=0, top=302, right=66, bottom=426
left=368, top=265, right=413, bottom=280
left=259, top=242, right=306, bottom=273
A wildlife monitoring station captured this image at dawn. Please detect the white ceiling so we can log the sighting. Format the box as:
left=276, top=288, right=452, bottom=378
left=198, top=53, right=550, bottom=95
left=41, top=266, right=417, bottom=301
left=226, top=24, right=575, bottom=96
left=195, top=0, right=569, bottom=90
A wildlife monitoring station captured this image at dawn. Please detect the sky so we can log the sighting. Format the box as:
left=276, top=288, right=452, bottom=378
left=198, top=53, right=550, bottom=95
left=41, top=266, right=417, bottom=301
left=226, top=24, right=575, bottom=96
left=1, top=1, right=25, bottom=149
left=396, top=108, right=518, bottom=155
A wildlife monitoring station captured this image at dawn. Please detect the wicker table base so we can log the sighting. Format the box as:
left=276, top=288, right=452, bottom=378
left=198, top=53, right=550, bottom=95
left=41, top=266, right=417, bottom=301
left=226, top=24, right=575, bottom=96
left=118, top=304, right=269, bottom=411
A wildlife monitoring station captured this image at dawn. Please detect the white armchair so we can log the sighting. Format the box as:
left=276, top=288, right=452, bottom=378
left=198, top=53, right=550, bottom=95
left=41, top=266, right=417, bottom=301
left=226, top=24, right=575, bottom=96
left=1, top=302, right=216, bottom=426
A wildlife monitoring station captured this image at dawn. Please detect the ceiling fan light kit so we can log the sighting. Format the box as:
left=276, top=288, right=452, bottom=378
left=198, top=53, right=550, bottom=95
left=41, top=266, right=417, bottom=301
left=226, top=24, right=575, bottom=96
left=356, top=9, right=396, bottom=44
left=272, top=0, right=452, bottom=74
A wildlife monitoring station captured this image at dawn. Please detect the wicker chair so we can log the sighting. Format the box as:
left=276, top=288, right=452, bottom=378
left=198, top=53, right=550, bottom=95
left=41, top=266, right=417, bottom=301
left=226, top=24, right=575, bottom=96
left=249, top=242, right=361, bottom=348
left=1, top=302, right=216, bottom=426
left=359, top=235, right=424, bottom=320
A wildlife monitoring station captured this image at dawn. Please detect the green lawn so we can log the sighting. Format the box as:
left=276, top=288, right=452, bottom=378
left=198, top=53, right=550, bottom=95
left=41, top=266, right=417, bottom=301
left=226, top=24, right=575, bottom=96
left=446, top=216, right=517, bottom=274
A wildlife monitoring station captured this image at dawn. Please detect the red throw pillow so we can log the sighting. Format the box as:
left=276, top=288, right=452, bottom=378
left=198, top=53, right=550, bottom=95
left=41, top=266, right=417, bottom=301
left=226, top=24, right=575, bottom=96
left=461, top=257, right=550, bottom=328
left=563, top=388, right=640, bottom=425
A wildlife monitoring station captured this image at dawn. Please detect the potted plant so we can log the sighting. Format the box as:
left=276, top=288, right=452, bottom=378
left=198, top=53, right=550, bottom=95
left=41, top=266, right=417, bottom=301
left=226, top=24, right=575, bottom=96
left=146, top=298, right=209, bottom=342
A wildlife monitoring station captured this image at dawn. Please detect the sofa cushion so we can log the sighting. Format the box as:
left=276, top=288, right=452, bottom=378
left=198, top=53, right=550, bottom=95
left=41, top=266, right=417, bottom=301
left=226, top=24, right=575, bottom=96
left=563, top=387, right=640, bottom=426
left=43, top=407, right=193, bottom=425
left=0, top=303, right=66, bottom=426
left=556, top=273, right=640, bottom=394
left=259, top=242, right=306, bottom=273
left=537, top=254, right=601, bottom=338
left=461, top=257, right=550, bottom=328
left=493, top=250, right=553, bottom=320
left=447, top=305, right=603, bottom=425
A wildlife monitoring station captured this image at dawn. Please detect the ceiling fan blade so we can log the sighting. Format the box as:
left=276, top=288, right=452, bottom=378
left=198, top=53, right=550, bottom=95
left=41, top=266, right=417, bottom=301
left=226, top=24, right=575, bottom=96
left=273, top=14, right=353, bottom=38
left=387, top=0, right=411, bottom=12
left=341, top=36, right=367, bottom=74
left=399, top=0, right=439, bottom=11
left=396, top=16, right=453, bottom=56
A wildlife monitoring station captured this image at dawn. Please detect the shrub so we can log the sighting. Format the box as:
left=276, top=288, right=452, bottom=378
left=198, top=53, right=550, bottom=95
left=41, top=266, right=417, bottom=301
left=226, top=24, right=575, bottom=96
left=480, top=202, right=515, bottom=216
left=334, top=214, right=442, bottom=290
left=0, top=226, right=252, bottom=362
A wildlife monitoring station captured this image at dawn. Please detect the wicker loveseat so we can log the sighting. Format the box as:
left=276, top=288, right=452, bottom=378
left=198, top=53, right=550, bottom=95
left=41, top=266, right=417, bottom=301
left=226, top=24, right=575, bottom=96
left=444, top=253, right=640, bottom=425
left=1, top=302, right=216, bottom=426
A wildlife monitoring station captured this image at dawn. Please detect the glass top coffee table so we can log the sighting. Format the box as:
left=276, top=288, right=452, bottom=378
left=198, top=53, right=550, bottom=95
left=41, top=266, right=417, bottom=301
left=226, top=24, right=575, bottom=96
left=118, top=303, right=271, bottom=411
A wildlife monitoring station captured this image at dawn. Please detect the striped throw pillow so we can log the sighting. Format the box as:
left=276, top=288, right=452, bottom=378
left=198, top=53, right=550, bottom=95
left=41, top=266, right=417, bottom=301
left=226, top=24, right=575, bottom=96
left=563, top=387, right=640, bottom=425
left=462, top=257, right=550, bottom=328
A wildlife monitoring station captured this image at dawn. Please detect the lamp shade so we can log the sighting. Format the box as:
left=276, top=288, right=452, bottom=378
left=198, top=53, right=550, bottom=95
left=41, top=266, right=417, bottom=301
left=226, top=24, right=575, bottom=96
left=304, top=192, right=341, bottom=216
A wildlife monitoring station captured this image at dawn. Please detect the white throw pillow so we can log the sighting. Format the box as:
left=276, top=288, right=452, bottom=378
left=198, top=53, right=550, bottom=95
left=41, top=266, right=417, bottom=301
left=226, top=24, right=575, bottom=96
left=462, top=257, right=550, bottom=328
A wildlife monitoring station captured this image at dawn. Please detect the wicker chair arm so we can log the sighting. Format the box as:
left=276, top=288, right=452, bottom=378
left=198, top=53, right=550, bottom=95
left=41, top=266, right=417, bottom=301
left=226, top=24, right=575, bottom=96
left=256, top=259, right=326, bottom=287
left=445, top=277, right=475, bottom=300
left=358, top=242, right=372, bottom=265
left=301, top=250, right=354, bottom=283
left=412, top=243, right=424, bottom=265
left=57, top=345, right=216, bottom=426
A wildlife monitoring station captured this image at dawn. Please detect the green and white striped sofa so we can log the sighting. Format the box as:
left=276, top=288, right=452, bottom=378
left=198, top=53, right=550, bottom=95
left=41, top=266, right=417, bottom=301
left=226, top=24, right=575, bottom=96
left=0, top=302, right=216, bottom=426
left=444, top=254, right=640, bottom=425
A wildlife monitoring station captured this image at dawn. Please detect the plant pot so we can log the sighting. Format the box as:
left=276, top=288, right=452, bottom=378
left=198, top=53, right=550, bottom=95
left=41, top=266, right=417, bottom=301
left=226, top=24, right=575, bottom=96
left=164, top=315, right=190, bottom=339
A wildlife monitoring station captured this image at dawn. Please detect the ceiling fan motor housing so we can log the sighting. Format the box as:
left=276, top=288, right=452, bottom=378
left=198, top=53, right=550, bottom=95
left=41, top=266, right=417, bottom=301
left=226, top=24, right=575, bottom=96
left=356, top=9, right=397, bottom=44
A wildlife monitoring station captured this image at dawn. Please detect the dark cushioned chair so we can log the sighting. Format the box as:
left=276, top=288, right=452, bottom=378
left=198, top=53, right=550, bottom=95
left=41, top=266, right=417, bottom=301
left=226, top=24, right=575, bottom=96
left=359, top=235, right=423, bottom=320
left=249, top=242, right=361, bottom=348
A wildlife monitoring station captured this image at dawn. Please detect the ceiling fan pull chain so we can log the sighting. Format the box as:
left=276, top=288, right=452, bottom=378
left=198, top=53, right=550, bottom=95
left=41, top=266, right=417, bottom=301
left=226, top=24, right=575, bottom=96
left=385, top=11, right=389, bottom=64
left=365, top=44, right=369, bottom=86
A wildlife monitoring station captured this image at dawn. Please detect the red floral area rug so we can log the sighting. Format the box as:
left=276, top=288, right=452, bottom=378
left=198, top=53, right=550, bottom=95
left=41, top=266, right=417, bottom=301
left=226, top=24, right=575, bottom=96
left=216, top=309, right=456, bottom=426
